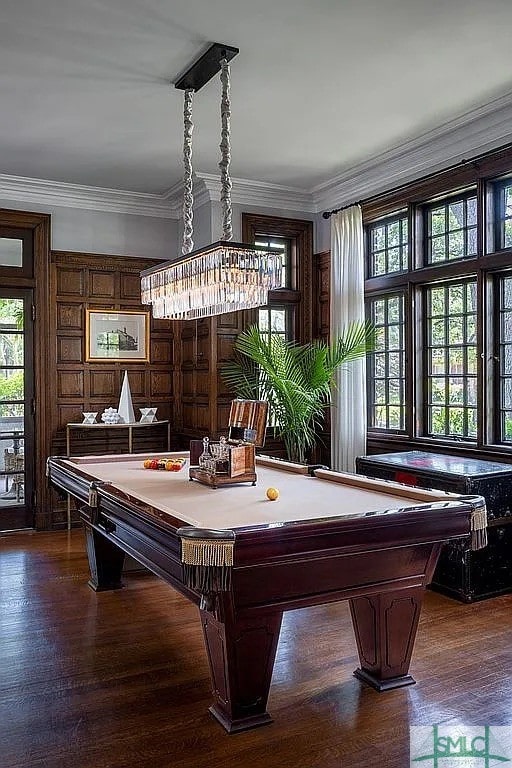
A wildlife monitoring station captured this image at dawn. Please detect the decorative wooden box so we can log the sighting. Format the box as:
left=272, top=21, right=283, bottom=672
left=356, top=450, right=512, bottom=602
left=189, top=399, right=268, bottom=488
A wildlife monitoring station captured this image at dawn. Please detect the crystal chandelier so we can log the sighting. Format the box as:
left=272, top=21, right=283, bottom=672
left=141, top=43, right=282, bottom=320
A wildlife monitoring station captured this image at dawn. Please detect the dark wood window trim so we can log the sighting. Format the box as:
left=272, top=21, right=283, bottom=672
left=363, top=143, right=512, bottom=463
left=242, top=213, right=314, bottom=343
left=0, top=226, right=34, bottom=278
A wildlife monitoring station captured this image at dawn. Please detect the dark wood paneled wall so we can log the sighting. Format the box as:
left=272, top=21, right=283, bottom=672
left=48, top=251, right=176, bottom=527
left=180, top=311, right=247, bottom=441
left=313, top=250, right=330, bottom=343
left=313, top=250, right=331, bottom=465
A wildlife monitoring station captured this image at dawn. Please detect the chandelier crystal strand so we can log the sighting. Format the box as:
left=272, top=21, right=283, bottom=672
left=219, top=58, right=233, bottom=242
left=182, top=88, right=194, bottom=255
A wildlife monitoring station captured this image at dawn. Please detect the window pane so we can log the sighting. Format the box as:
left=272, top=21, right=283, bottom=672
left=430, top=208, right=445, bottom=235
left=448, top=231, right=464, bottom=259
left=388, top=248, right=401, bottom=272
left=505, top=220, right=512, bottom=249
left=367, top=293, right=405, bottom=430
left=504, top=412, right=512, bottom=439
left=467, top=197, right=477, bottom=226
left=425, top=280, right=477, bottom=440
left=256, top=303, right=294, bottom=427
left=497, top=274, right=512, bottom=442
left=496, top=181, right=512, bottom=250
left=0, top=369, right=24, bottom=401
left=258, top=309, right=269, bottom=331
left=269, top=309, right=285, bottom=333
left=373, top=226, right=385, bottom=250
left=388, top=222, right=400, bottom=247
left=0, top=402, right=23, bottom=419
left=0, top=239, right=23, bottom=268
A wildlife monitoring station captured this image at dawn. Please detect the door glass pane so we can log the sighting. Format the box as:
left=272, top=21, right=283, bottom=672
left=0, top=238, right=23, bottom=267
left=0, top=298, right=25, bottom=508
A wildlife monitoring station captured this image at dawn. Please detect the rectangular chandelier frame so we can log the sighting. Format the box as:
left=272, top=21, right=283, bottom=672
left=141, top=240, right=283, bottom=320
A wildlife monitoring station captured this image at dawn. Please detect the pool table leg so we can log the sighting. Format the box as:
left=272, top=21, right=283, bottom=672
left=349, top=586, right=424, bottom=691
left=200, top=599, right=283, bottom=733
left=84, top=524, right=125, bottom=592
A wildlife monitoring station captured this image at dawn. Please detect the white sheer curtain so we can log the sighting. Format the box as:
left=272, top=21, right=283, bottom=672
left=330, top=205, right=367, bottom=472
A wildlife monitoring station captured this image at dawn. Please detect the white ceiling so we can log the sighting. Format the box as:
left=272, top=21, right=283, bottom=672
left=2, top=0, right=512, bottom=197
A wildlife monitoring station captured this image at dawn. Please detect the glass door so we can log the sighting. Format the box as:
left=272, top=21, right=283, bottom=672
left=0, top=292, right=34, bottom=530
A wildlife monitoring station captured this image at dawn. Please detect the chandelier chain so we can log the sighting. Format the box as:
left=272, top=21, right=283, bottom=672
left=182, top=88, right=194, bottom=255
left=219, top=58, right=233, bottom=242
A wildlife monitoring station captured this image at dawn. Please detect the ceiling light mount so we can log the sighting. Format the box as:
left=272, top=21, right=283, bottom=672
left=174, top=43, right=239, bottom=92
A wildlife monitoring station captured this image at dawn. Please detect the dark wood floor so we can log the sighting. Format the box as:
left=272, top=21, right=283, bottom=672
left=1, top=530, right=511, bottom=768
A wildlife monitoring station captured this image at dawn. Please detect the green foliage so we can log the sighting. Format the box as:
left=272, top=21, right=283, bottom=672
left=222, top=322, right=375, bottom=463
left=0, top=298, right=23, bottom=329
left=0, top=371, right=24, bottom=412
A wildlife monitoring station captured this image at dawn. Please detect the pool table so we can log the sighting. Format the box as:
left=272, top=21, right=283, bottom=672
left=47, top=452, right=487, bottom=733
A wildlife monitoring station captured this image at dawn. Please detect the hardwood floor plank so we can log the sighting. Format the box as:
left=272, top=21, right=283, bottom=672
left=1, top=530, right=511, bottom=768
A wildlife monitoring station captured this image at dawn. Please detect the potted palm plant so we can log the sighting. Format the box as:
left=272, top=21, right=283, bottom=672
left=221, top=322, right=375, bottom=464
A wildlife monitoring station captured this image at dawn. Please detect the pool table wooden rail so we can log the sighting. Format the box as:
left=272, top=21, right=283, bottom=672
left=47, top=454, right=486, bottom=734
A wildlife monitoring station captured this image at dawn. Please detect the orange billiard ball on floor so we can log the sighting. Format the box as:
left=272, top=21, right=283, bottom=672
left=266, top=487, right=279, bottom=501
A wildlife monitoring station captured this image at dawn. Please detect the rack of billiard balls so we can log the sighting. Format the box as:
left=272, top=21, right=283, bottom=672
left=143, top=457, right=186, bottom=472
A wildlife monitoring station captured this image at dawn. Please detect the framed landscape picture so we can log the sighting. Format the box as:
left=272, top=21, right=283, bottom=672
left=85, top=309, right=150, bottom=362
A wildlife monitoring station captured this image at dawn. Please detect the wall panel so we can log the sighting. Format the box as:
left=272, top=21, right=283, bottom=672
left=89, top=270, right=116, bottom=298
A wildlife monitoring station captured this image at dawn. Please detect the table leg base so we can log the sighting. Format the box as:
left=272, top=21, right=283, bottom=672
left=87, top=579, right=123, bottom=592
left=353, top=667, right=416, bottom=691
left=209, top=706, right=273, bottom=734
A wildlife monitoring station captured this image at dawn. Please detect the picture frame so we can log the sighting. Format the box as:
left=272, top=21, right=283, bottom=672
left=85, top=309, right=150, bottom=362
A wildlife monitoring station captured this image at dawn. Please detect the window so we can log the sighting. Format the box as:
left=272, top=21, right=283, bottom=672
left=494, top=179, right=512, bottom=251
left=367, top=214, right=408, bottom=276
left=242, top=214, right=313, bottom=434
left=242, top=213, right=313, bottom=345
left=425, top=281, right=477, bottom=439
left=367, top=293, right=406, bottom=431
left=253, top=235, right=295, bottom=341
left=363, top=145, right=512, bottom=459
left=425, top=193, right=477, bottom=265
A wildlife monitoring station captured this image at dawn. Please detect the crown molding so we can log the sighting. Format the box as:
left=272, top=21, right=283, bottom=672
left=3, top=90, right=512, bottom=221
left=312, top=91, right=512, bottom=213
left=194, top=172, right=316, bottom=213
left=0, top=174, right=180, bottom=219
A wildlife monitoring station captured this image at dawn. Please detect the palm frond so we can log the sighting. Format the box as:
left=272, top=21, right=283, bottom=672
left=220, top=321, right=375, bottom=462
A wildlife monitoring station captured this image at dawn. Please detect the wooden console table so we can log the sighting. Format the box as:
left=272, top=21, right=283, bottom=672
left=66, top=420, right=170, bottom=456
left=64, top=420, right=170, bottom=529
